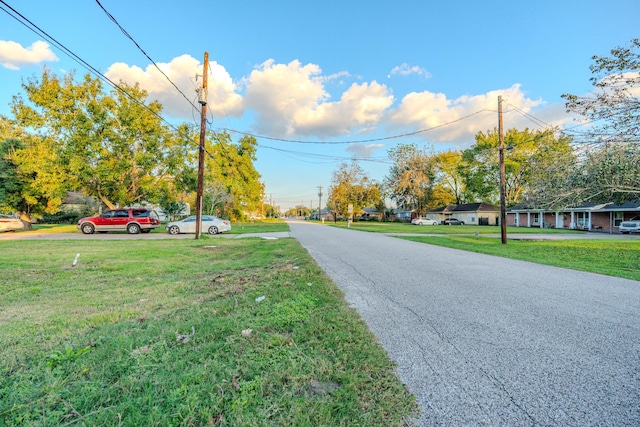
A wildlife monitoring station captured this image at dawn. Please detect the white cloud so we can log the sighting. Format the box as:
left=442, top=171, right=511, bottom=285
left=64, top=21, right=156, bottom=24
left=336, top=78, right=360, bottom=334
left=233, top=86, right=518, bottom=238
left=388, top=63, right=431, bottom=79
left=0, top=40, right=58, bottom=70
left=243, top=59, right=394, bottom=137
left=345, top=143, right=385, bottom=158
left=105, top=54, right=242, bottom=119
left=101, top=55, right=574, bottom=144
left=385, top=84, right=572, bottom=145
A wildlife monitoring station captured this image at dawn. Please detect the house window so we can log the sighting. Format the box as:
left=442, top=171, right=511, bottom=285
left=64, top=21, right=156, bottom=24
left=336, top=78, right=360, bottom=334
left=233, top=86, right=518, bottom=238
left=614, top=212, right=623, bottom=227
left=576, top=212, right=589, bottom=228
left=533, top=213, right=541, bottom=225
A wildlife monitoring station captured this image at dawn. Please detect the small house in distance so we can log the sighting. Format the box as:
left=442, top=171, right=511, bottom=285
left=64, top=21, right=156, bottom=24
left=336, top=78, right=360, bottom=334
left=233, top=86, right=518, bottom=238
left=427, top=202, right=500, bottom=225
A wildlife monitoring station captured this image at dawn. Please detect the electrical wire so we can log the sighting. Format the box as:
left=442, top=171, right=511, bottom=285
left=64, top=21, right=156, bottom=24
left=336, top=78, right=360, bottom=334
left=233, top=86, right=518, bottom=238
left=258, top=143, right=392, bottom=164
left=221, top=109, right=492, bottom=145
left=0, top=0, right=201, bottom=150
left=94, top=0, right=201, bottom=116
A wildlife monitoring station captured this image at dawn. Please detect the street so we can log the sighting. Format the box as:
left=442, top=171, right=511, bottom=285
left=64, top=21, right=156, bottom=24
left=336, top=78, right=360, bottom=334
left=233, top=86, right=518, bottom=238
left=287, top=220, right=640, bottom=426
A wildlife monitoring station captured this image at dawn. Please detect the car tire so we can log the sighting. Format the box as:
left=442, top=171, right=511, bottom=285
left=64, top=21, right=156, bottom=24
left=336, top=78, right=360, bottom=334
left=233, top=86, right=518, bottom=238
left=168, top=225, right=180, bottom=235
left=127, top=223, right=141, bottom=234
left=208, top=226, right=219, bottom=235
left=81, top=223, right=95, bottom=234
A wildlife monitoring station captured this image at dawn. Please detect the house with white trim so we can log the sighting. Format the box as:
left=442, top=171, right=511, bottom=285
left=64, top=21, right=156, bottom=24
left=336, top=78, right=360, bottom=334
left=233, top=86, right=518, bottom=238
left=507, top=200, right=640, bottom=233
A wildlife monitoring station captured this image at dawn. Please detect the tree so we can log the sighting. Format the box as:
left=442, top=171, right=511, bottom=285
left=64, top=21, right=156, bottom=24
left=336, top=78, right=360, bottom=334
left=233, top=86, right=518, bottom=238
left=462, top=128, right=574, bottom=207
left=559, top=38, right=640, bottom=205
left=384, top=144, right=435, bottom=214
left=206, top=131, right=262, bottom=220
left=10, top=69, right=192, bottom=210
left=433, top=151, right=466, bottom=204
left=562, top=38, right=640, bottom=144
left=0, top=117, right=71, bottom=222
left=328, top=161, right=381, bottom=219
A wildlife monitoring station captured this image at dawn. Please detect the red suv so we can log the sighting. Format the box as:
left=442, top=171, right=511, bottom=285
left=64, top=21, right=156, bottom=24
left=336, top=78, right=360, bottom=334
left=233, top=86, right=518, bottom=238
left=77, top=208, right=161, bottom=234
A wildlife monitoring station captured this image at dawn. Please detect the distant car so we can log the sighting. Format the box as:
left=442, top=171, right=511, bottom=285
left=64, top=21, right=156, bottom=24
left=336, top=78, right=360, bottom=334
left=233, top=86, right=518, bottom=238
left=619, top=216, right=640, bottom=234
left=0, top=214, right=26, bottom=232
left=166, top=215, right=231, bottom=235
left=411, top=217, right=438, bottom=226
left=77, top=208, right=160, bottom=234
left=441, top=218, right=465, bottom=225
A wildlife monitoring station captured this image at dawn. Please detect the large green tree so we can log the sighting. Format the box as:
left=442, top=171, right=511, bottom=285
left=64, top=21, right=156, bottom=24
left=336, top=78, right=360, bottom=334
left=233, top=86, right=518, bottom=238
left=10, top=69, right=192, bottom=210
left=462, top=128, right=575, bottom=207
left=384, top=144, right=436, bottom=214
left=328, top=161, right=381, bottom=219
left=205, top=131, right=262, bottom=220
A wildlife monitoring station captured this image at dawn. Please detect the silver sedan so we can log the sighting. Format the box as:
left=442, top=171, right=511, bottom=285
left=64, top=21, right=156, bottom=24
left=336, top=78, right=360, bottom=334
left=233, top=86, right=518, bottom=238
left=165, top=215, right=231, bottom=235
left=411, top=217, right=438, bottom=226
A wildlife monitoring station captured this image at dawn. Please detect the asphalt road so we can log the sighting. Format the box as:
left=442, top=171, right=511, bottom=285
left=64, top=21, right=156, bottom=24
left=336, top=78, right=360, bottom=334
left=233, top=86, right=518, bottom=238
left=287, top=220, right=640, bottom=426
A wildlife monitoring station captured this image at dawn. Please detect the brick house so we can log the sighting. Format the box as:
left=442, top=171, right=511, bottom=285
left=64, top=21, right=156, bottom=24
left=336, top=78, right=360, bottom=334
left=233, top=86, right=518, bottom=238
left=507, top=200, right=640, bottom=233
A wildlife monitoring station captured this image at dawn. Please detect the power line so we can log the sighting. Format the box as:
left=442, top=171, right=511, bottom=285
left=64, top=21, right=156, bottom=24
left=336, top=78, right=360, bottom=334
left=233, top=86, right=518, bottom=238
left=94, top=0, right=201, bottom=116
left=220, top=109, right=492, bottom=145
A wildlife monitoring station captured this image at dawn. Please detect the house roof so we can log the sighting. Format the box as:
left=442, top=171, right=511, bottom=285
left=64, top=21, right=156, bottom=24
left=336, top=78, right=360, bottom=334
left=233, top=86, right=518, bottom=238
left=451, top=202, right=499, bottom=212
left=428, top=202, right=499, bottom=213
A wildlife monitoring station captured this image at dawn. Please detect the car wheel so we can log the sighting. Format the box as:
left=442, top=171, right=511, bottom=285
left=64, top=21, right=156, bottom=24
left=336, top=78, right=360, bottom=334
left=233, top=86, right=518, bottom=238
left=81, top=223, right=95, bottom=234
left=127, top=223, right=141, bottom=234
left=208, top=226, right=219, bottom=235
left=168, top=225, right=180, bottom=235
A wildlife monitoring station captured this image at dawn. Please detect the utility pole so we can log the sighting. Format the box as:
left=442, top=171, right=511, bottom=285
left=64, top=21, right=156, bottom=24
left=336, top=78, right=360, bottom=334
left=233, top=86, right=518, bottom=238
left=498, top=95, right=507, bottom=245
left=195, top=52, right=209, bottom=239
left=318, top=185, right=323, bottom=221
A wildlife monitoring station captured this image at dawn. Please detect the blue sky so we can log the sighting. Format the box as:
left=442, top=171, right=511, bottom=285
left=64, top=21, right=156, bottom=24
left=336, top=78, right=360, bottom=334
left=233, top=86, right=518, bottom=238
left=1, top=0, right=638, bottom=211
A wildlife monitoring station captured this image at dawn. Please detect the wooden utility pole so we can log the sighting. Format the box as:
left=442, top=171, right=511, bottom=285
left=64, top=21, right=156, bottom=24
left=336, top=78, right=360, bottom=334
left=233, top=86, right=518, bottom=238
left=498, top=95, right=507, bottom=245
left=318, top=185, right=323, bottom=220
left=195, top=52, right=208, bottom=239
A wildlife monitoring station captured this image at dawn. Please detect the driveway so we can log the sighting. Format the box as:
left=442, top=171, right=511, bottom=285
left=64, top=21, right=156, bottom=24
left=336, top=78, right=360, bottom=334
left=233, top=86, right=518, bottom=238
left=287, top=220, right=640, bottom=426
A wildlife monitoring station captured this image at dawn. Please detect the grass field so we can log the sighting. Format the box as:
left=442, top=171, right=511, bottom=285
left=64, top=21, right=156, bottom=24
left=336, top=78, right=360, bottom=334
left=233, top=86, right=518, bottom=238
left=0, top=234, right=416, bottom=426
left=399, top=235, right=640, bottom=281
left=326, top=220, right=586, bottom=235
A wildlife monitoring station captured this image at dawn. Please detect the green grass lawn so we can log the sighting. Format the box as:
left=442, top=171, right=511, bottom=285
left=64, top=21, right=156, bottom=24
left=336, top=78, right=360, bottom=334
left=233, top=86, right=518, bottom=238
left=399, top=235, right=640, bottom=281
left=0, top=237, right=416, bottom=426
left=325, top=220, right=586, bottom=235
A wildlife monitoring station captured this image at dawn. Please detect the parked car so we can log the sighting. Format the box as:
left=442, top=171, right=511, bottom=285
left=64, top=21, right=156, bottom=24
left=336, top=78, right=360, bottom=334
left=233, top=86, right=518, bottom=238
left=411, top=217, right=438, bottom=226
left=165, top=215, right=231, bottom=235
left=77, top=208, right=160, bottom=234
left=619, top=216, right=640, bottom=234
left=0, top=214, right=26, bottom=232
left=441, top=218, right=465, bottom=225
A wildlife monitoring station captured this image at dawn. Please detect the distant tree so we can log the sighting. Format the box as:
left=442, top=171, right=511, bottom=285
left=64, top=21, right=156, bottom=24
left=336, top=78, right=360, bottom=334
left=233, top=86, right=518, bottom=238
left=433, top=151, right=466, bottom=204
left=462, top=128, right=574, bottom=207
left=562, top=38, right=639, bottom=144
left=384, top=144, right=435, bottom=214
left=328, top=161, right=381, bottom=219
left=203, top=181, right=233, bottom=217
